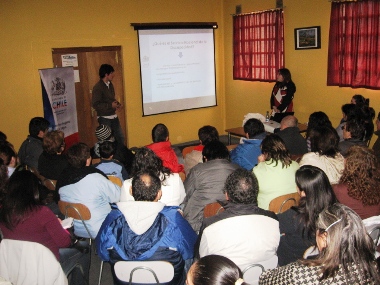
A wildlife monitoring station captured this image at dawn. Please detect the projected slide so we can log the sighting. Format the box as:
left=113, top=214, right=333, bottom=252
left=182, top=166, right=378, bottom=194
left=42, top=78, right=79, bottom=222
left=138, top=28, right=217, bottom=115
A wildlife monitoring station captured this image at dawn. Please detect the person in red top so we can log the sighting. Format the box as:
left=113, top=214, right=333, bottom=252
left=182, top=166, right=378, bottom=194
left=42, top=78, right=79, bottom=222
left=0, top=170, right=89, bottom=285
left=146, top=123, right=184, bottom=173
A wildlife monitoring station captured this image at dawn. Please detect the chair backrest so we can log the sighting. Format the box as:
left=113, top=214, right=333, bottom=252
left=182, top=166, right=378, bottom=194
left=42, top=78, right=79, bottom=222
left=42, top=178, right=57, bottom=191
left=0, top=239, right=68, bottom=285
left=226, top=144, right=238, bottom=152
left=108, top=175, right=123, bottom=187
left=290, top=154, right=303, bottom=163
left=269, top=193, right=300, bottom=214
left=114, top=261, right=174, bottom=284
left=178, top=172, right=186, bottom=182
left=242, top=255, right=278, bottom=285
left=58, top=201, right=93, bottom=239
left=203, top=202, right=224, bottom=218
left=182, top=146, right=197, bottom=158
left=363, top=215, right=380, bottom=247
left=369, top=226, right=380, bottom=246
left=91, top=158, right=101, bottom=165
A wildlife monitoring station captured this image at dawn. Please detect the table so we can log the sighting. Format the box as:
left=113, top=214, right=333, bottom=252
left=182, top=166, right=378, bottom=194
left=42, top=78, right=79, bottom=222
left=225, top=122, right=307, bottom=145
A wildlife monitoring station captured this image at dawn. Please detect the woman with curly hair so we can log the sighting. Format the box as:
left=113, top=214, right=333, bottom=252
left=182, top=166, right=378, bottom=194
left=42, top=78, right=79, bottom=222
left=333, top=145, right=380, bottom=219
left=253, top=134, right=299, bottom=210
left=120, top=147, right=185, bottom=206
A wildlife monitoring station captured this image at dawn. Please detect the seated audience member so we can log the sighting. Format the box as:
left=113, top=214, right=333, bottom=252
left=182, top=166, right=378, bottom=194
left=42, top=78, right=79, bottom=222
left=0, top=171, right=90, bottom=284
left=197, top=168, right=279, bottom=271
left=187, top=255, right=249, bottom=285
left=18, top=117, right=50, bottom=169
left=333, top=146, right=380, bottom=219
left=336, top=103, right=356, bottom=141
left=276, top=115, right=307, bottom=155
left=0, top=144, right=17, bottom=177
left=305, top=111, right=333, bottom=152
left=372, top=112, right=380, bottom=163
left=93, top=141, right=128, bottom=182
left=277, top=165, right=337, bottom=266
left=351, top=94, right=367, bottom=105
left=120, top=147, right=185, bottom=206
left=97, top=171, right=197, bottom=285
left=0, top=158, right=8, bottom=204
left=182, top=141, right=239, bottom=232
left=253, top=134, right=299, bottom=210
left=57, top=143, right=120, bottom=238
left=92, top=124, right=134, bottom=174
left=351, top=95, right=375, bottom=143
left=146, top=123, right=184, bottom=173
left=259, top=203, right=380, bottom=285
left=299, top=126, right=344, bottom=184
left=230, top=118, right=266, bottom=170
left=184, top=125, right=219, bottom=175
left=338, top=118, right=367, bottom=157
left=38, top=130, right=69, bottom=180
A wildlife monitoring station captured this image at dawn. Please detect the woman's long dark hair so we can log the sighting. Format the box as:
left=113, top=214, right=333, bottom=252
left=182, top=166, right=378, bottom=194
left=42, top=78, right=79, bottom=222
left=296, top=165, right=337, bottom=238
left=0, top=170, right=41, bottom=230
left=131, top=147, right=171, bottom=180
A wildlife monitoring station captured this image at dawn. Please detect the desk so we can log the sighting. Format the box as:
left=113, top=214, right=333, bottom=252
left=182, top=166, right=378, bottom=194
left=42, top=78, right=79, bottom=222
left=225, top=123, right=307, bottom=145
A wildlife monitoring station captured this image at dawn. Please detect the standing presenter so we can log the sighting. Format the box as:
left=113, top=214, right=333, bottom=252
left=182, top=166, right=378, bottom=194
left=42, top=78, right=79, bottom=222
left=270, top=68, right=296, bottom=123
left=92, top=64, right=125, bottom=146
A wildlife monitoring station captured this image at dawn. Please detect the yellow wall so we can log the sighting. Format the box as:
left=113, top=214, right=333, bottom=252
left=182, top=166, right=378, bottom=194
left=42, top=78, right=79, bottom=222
left=1, top=0, right=379, bottom=150
left=0, top=0, right=225, bottom=149
left=224, top=0, right=380, bottom=130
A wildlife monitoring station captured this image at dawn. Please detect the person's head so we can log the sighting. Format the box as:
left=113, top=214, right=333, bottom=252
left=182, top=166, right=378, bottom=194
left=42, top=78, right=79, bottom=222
left=276, top=68, right=292, bottom=83
left=0, top=144, right=16, bottom=167
left=307, top=112, right=332, bottom=137
left=131, top=171, right=162, bottom=202
left=42, top=130, right=65, bottom=155
left=152, top=123, right=169, bottom=143
left=340, top=146, right=380, bottom=206
left=260, top=134, right=291, bottom=167
left=187, top=255, right=248, bottom=285
left=198, top=125, right=219, bottom=145
left=0, top=158, right=8, bottom=195
left=28, top=117, right=49, bottom=138
left=99, top=64, right=115, bottom=79
left=351, top=94, right=368, bottom=106
left=202, top=141, right=229, bottom=162
left=376, top=112, right=380, bottom=131
left=0, top=170, right=41, bottom=229
left=343, top=118, right=365, bottom=140
left=132, top=147, right=169, bottom=176
left=243, top=118, right=265, bottom=139
left=99, top=141, right=116, bottom=159
left=313, top=203, right=379, bottom=282
left=296, top=165, right=337, bottom=237
left=95, top=124, right=115, bottom=142
left=0, top=132, right=7, bottom=143
left=309, top=126, right=339, bottom=157
left=280, top=115, right=298, bottom=130
left=224, top=168, right=259, bottom=205
left=341, top=104, right=356, bottom=121
left=66, top=143, right=91, bottom=168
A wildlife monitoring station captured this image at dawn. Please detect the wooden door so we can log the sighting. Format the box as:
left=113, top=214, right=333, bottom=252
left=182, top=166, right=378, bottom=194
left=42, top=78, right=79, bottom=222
left=52, top=46, right=127, bottom=148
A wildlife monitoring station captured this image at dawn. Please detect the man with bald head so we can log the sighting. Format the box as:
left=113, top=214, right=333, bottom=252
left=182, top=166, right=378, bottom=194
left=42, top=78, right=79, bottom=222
left=276, top=115, right=307, bottom=155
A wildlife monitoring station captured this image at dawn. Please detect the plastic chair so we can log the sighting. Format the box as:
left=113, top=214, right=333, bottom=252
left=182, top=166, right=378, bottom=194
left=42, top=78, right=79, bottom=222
left=0, top=239, right=68, bottom=285
left=58, top=201, right=103, bottom=285
left=113, top=260, right=174, bottom=284
left=108, top=175, right=123, bottom=187
left=269, top=193, right=300, bottom=214
left=203, top=202, right=224, bottom=218
left=242, top=255, right=278, bottom=285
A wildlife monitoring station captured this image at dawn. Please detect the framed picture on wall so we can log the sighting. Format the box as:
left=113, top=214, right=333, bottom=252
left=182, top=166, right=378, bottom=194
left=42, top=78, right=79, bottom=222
left=294, top=26, right=321, bottom=50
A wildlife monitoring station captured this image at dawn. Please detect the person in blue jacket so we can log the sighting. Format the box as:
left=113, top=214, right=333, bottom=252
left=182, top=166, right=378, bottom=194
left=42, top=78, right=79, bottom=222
left=230, top=118, right=266, bottom=171
left=96, top=170, right=197, bottom=285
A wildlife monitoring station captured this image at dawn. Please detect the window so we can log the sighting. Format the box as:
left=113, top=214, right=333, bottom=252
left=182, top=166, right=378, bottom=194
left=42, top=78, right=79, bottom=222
left=327, top=0, right=380, bottom=89
left=233, top=9, right=284, bottom=82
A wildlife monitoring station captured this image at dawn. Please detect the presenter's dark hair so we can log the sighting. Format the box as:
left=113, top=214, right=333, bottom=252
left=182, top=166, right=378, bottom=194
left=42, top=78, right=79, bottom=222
left=224, top=168, right=259, bottom=204
left=244, top=118, right=265, bottom=139
left=202, top=141, right=229, bottom=161
left=188, top=255, right=248, bottom=285
left=152, top=123, right=169, bottom=143
left=99, top=64, right=114, bottom=78
left=278, top=68, right=292, bottom=82
left=29, top=117, right=49, bottom=137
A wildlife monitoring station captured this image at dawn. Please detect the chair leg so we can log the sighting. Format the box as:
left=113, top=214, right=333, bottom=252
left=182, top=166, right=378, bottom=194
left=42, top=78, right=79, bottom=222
left=98, top=260, right=104, bottom=285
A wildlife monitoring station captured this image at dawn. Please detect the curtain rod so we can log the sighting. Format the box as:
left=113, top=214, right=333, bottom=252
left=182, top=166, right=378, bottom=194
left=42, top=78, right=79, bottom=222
left=231, top=7, right=284, bottom=17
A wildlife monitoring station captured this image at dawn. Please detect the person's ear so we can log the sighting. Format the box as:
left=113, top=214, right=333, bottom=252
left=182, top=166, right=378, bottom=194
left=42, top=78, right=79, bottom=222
left=154, top=190, right=162, bottom=202
left=165, top=136, right=169, bottom=141
left=245, top=133, right=249, bottom=139
left=225, top=192, right=229, bottom=201
left=86, top=157, right=91, bottom=166
left=10, top=156, right=16, bottom=167
left=129, top=185, right=133, bottom=196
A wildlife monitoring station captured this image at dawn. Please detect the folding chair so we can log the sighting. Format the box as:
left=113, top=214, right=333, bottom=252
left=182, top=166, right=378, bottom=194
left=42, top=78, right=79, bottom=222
left=107, top=175, right=123, bottom=187
left=203, top=202, right=224, bottom=218
left=269, top=193, right=300, bottom=214
left=242, top=255, right=278, bottom=285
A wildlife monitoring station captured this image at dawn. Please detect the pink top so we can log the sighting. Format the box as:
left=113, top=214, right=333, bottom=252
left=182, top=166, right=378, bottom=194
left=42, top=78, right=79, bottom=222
left=0, top=206, right=71, bottom=260
left=333, top=183, right=380, bottom=220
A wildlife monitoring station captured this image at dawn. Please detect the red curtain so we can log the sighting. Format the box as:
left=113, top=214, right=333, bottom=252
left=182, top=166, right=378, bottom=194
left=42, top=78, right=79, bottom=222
left=327, top=0, right=380, bottom=89
left=233, top=10, right=284, bottom=82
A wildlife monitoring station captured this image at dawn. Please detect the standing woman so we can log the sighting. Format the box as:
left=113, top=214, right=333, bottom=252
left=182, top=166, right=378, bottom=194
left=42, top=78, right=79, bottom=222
left=270, top=68, right=296, bottom=123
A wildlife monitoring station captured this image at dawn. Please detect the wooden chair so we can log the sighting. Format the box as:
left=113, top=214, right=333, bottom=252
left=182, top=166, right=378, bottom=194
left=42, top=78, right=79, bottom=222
left=203, top=202, right=224, bottom=218
left=226, top=144, right=238, bottom=152
left=269, top=193, right=300, bottom=214
left=91, top=158, right=101, bottom=165
left=179, top=172, right=186, bottom=182
left=108, top=175, right=123, bottom=187
left=42, top=178, right=57, bottom=191
left=181, top=146, right=197, bottom=158
left=290, top=154, right=303, bottom=163
left=242, top=256, right=278, bottom=285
